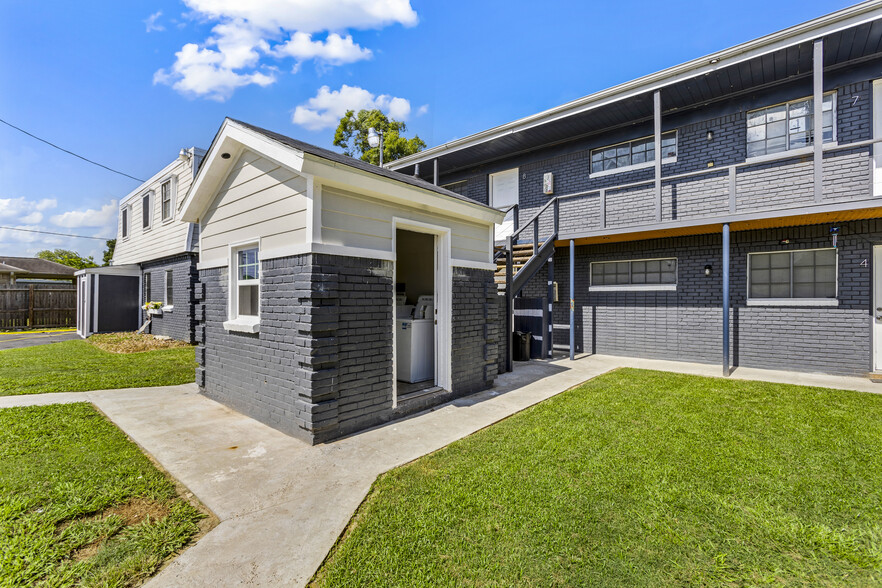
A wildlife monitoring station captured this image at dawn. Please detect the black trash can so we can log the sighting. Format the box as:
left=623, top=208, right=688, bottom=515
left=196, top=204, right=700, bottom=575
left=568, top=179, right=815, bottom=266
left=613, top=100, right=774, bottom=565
left=513, top=331, right=532, bottom=361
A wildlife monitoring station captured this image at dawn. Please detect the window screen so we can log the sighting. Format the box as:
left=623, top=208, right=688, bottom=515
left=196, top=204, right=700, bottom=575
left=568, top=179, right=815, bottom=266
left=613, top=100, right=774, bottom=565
left=749, top=249, right=836, bottom=299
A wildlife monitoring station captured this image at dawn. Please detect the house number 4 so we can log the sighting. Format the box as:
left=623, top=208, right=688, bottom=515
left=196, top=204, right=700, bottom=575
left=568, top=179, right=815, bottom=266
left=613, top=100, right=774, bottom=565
left=861, top=259, right=869, bottom=267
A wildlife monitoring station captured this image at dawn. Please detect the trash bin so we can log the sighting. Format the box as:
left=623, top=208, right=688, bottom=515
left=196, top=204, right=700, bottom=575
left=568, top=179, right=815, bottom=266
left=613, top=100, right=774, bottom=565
left=513, top=331, right=532, bottom=361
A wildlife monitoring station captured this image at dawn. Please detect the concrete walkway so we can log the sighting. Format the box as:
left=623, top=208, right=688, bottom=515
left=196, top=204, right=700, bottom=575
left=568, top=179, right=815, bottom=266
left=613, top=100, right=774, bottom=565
left=1, top=355, right=879, bottom=586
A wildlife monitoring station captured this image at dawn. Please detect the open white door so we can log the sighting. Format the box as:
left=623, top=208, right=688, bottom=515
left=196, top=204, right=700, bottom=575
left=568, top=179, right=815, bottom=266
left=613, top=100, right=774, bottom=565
left=490, top=169, right=519, bottom=242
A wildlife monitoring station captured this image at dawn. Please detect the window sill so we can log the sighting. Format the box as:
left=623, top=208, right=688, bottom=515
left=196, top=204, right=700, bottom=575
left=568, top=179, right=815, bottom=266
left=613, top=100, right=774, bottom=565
left=223, top=316, right=260, bottom=333
left=745, top=142, right=839, bottom=165
left=589, top=157, right=677, bottom=179
left=589, top=284, right=677, bottom=292
left=746, top=298, right=838, bottom=307
left=162, top=305, right=174, bottom=312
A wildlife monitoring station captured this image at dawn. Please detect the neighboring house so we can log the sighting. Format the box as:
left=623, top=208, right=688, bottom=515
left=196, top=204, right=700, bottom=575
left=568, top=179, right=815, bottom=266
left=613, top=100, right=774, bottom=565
left=0, top=257, right=76, bottom=286
left=389, top=2, right=882, bottom=378
left=179, top=119, right=504, bottom=443
left=76, top=148, right=205, bottom=339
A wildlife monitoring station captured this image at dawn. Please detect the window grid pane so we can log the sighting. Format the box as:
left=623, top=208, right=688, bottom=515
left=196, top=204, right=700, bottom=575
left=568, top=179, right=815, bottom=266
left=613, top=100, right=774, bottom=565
left=238, top=248, right=260, bottom=281
left=145, top=273, right=151, bottom=303
left=165, top=270, right=173, bottom=306
left=749, top=250, right=836, bottom=299
left=591, top=132, right=675, bottom=172
left=591, top=259, right=677, bottom=287
left=747, top=94, right=835, bottom=157
left=161, top=181, right=172, bottom=220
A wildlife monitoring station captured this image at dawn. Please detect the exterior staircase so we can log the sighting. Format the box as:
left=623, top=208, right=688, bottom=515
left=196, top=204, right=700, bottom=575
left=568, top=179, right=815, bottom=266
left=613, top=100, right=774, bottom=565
left=494, top=243, right=540, bottom=291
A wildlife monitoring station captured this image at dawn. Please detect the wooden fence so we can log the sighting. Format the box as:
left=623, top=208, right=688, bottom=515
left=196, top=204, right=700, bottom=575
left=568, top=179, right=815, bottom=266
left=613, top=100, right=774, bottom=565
left=0, top=285, right=76, bottom=330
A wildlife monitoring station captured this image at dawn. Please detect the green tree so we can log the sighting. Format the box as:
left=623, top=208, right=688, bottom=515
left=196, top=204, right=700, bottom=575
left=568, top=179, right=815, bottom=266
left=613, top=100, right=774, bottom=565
left=102, top=239, right=116, bottom=266
left=333, top=109, right=426, bottom=166
left=36, top=248, right=98, bottom=270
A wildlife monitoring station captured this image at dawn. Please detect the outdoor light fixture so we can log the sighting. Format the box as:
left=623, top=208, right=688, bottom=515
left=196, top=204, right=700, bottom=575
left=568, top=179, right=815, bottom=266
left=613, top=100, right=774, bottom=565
left=780, top=239, right=791, bottom=244
left=221, top=152, right=231, bottom=160
left=705, top=265, right=713, bottom=276
left=367, top=127, right=384, bottom=166
left=706, top=130, right=714, bottom=141
left=178, top=148, right=191, bottom=161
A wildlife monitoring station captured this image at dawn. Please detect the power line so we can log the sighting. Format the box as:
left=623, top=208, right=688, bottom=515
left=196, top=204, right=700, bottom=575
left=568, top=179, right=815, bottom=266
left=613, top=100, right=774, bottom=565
left=0, top=226, right=113, bottom=241
left=0, top=117, right=145, bottom=183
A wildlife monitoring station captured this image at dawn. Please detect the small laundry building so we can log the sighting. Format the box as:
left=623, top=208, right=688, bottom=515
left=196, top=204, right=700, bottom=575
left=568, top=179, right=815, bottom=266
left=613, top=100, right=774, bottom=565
left=180, top=119, right=504, bottom=443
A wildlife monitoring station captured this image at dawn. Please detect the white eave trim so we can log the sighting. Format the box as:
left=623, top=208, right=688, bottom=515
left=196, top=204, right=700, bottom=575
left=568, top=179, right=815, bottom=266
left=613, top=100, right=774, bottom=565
left=388, top=1, right=882, bottom=170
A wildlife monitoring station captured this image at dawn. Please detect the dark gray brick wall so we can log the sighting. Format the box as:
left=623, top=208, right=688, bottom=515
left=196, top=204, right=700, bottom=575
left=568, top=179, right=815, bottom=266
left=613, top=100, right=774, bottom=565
left=451, top=268, right=498, bottom=392
left=452, top=80, right=873, bottom=240
left=197, top=254, right=499, bottom=443
left=141, top=253, right=197, bottom=343
left=522, top=220, right=878, bottom=376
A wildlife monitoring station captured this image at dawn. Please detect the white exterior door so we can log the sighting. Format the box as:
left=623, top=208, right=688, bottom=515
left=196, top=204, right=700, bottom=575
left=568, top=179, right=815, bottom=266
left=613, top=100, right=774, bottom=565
left=490, top=168, right=519, bottom=242
left=874, top=245, right=882, bottom=371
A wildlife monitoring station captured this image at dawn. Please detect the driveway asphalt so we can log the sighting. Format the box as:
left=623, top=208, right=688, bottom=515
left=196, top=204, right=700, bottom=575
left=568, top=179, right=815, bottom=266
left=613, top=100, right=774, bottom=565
left=0, top=355, right=879, bottom=587
left=0, top=330, right=80, bottom=350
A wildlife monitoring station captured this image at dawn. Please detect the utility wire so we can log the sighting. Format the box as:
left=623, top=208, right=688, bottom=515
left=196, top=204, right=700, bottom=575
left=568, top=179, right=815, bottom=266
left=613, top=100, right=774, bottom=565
left=0, top=117, right=145, bottom=183
left=0, top=226, right=113, bottom=241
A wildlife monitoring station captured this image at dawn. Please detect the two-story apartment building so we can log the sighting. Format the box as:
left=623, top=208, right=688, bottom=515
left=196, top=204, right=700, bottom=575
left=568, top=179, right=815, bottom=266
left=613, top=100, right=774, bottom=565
left=77, top=148, right=205, bottom=340
left=390, top=1, right=882, bottom=378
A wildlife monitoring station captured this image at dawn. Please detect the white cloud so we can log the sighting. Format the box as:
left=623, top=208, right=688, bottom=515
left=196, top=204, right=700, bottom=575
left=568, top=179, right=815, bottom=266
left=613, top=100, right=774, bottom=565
left=153, top=43, right=276, bottom=101
left=50, top=201, right=118, bottom=229
left=272, top=32, right=371, bottom=66
left=0, top=197, right=57, bottom=221
left=417, top=104, right=429, bottom=116
left=0, top=197, right=115, bottom=261
left=292, top=84, right=414, bottom=131
left=145, top=11, right=165, bottom=32
left=156, top=0, right=417, bottom=100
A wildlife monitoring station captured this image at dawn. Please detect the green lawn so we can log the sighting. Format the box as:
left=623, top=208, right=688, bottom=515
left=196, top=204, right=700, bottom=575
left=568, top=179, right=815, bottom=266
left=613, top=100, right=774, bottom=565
left=0, top=340, right=196, bottom=396
left=0, top=403, right=207, bottom=587
left=312, top=369, right=882, bottom=587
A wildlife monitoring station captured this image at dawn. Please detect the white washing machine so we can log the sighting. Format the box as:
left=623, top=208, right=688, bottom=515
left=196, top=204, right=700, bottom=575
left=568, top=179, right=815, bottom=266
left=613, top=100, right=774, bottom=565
left=396, top=295, right=435, bottom=383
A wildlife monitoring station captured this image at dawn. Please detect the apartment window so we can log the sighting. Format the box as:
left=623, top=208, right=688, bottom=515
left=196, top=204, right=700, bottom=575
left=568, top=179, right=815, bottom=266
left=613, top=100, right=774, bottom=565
left=161, top=178, right=174, bottom=221
left=165, top=269, right=174, bottom=307
left=590, top=258, right=677, bottom=289
left=144, top=273, right=151, bottom=303
left=235, top=247, right=259, bottom=317
left=748, top=248, right=836, bottom=303
left=590, top=131, right=677, bottom=175
left=746, top=93, right=836, bottom=158
left=121, top=206, right=130, bottom=239
left=142, top=193, right=151, bottom=230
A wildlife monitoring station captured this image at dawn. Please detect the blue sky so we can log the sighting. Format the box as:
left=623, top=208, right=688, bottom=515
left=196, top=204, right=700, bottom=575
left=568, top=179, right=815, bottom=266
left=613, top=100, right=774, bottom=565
left=0, top=0, right=853, bottom=261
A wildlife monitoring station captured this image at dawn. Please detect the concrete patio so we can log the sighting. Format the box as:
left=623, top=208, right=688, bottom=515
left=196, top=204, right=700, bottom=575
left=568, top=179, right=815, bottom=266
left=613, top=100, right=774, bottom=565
left=1, top=354, right=879, bottom=586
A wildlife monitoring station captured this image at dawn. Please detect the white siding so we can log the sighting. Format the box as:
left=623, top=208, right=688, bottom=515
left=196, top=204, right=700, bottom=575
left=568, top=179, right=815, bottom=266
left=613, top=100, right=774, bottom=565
left=113, top=157, right=197, bottom=265
left=321, top=186, right=490, bottom=264
left=199, top=151, right=309, bottom=268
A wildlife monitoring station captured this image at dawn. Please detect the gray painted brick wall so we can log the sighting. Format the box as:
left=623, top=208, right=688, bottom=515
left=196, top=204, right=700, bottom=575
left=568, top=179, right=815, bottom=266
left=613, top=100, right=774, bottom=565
left=522, top=220, right=879, bottom=376
left=196, top=253, right=499, bottom=443
left=141, top=253, right=197, bottom=343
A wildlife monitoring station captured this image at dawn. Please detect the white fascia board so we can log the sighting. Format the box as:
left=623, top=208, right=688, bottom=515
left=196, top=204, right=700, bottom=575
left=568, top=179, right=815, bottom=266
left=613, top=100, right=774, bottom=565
left=119, top=157, right=186, bottom=207
left=180, top=120, right=306, bottom=223
left=389, top=1, right=882, bottom=171
left=302, top=155, right=505, bottom=225
left=74, top=264, right=141, bottom=277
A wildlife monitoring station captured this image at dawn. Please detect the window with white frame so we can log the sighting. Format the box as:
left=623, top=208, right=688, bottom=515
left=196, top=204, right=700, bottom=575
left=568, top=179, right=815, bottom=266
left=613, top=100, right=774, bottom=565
left=142, top=193, right=151, bottom=230
left=165, top=269, right=174, bottom=307
left=121, top=206, right=130, bottom=239
left=590, top=258, right=677, bottom=288
left=590, top=131, right=677, bottom=175
left=746, top=93, right=836, bottom=158
left=234, top=246, right=259, bottom=318
left=160, top=178, right=174, bottom=221
left=145, top=272, right=151, bottom=303
left=748, top=248, right=836, bottom=301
